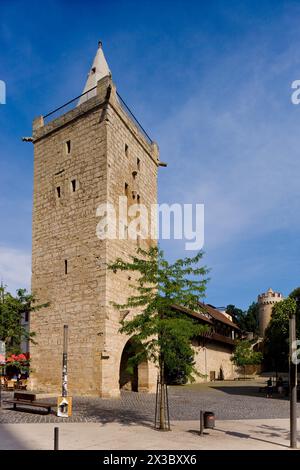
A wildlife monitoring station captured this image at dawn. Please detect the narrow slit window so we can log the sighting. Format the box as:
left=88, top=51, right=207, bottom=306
left=71, top=179, right=76, bottom=192
left=65, top=260, right=68, bottom=275
left=137, top=194, right=140, bottom=204
left=125, top=144, right=129, bottom=157
left=125, top=182, right=129, bottom=197
left=65, top=140, right=71, bottom=154
left=137, top=158, right=140, bottom=170
left=56, top=186, right=61, bottom=198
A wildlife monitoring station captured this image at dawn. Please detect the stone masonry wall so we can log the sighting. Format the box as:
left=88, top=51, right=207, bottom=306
left=100, top=84, right=159, bottom=397
left=30, top=77, right=159, bottom=396
left=193, top=341, right=237, bottom=382
left=30, top=86, right=109, bottom=395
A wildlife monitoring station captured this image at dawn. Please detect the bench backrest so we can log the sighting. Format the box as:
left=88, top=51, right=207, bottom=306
left=14, top=392, right=36, bottom=402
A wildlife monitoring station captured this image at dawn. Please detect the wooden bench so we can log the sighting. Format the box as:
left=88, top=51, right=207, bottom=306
left=3, top=392, right=55, bottom=414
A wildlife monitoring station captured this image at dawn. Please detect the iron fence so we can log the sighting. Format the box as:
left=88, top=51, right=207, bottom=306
left=43, top=86, right=97, bottom=124
left=116, top=91, right=153, bottom=145
left=43, top=86, right=153, bottom=145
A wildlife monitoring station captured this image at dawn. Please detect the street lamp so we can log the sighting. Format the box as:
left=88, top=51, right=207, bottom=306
left=289, top=297, right=298, bottom=449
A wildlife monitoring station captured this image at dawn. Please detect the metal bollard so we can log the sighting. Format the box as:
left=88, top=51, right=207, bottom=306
left=54, top=427, right=59, bottom=450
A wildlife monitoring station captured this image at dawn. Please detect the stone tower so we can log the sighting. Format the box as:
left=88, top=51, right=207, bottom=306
left=257, top=288, right=284, bottom=337
left=29, top=43, right=159, bottom=397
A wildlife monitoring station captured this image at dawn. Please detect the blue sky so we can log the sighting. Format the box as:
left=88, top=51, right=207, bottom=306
left=0, top=0, right=300, bottom=309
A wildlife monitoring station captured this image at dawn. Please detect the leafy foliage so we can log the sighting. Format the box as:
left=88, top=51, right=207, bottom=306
left=0, top=285, right=48, bottom=356
left=226, top=305, right=244, bottom=326
left=231, top=340, right=263, bottom=367
left=226, top=302, right=259, bottom=334
left=264, top=297, right=297, bottom=371
left=289, top=287, right=300, bottom=300
left=109, top=246, right=210, bottom=384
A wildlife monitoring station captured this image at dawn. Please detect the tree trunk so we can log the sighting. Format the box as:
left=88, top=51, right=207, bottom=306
left=159, top=359, right=166, bottom=430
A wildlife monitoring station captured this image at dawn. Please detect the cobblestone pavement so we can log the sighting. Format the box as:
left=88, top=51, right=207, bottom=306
left=0, top=380, right=299, bottom=424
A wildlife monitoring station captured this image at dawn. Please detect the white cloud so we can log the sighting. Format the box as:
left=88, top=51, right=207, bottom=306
left=0, top=246, right=31, bottom=294
left=155, top=35, right=300, bottom=252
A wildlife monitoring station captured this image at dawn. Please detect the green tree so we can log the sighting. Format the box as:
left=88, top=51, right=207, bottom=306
left=289, top=287, right=300, bottom=300
left=231, top=340, right=263, bottom=378
left=226, top=304, right=245, bottom=326
left=0, top=285, right=47, bottom=357
left=244, top=302, right=259, bottom=334
left=226, top=302, right=259, bottom=334
left=109, top=246, right=210, bottom=430
left=264, top=297, right=297, bottom=372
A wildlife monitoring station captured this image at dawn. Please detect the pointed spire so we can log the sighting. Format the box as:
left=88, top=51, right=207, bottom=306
left=78, top=41, right=111, bottom=105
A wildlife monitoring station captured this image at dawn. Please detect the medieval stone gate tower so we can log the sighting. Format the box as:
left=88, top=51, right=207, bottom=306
left=29, top=43, right=159, bottom=397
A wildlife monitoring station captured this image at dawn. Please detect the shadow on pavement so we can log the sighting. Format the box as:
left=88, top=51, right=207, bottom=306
left=187, top=429, right=210, bottom=436
left=0, top=423, right=30, bottom=450
left=74, top=394, right=155, bottom=429
left=210, top=385, right=287, bottom=400
left=252, top=424, right=300, bottom=442
left=213, top=426, right=290, bottom=449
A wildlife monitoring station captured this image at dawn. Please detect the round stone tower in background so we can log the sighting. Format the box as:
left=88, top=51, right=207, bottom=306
left=258, top=288, right=284, bottom=337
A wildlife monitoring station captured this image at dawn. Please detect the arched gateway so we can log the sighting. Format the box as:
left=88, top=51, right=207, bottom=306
left=119, top=338, right=156, bottom=392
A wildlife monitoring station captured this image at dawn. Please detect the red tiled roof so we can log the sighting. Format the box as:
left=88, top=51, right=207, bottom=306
left=171, top=302, right=240, bottom=330
left=171, top=303, right=239, bottom=329
left=171, top=303, right=238, bottom=347
left=171, top=304, right=214, bottom=325
left=198, top=302, right=240, bottom=329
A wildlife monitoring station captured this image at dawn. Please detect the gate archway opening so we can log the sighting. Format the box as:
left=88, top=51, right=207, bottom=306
left=119, top=338, right=149, bottom=392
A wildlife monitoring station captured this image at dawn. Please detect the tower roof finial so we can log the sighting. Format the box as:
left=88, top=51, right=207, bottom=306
left=78, top=42, right=111, bottom=104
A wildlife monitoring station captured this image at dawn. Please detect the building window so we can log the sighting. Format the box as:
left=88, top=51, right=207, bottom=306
left=137, top=158, right=140, bottom=170
left=56, top=186, right=61, bottom=198
left=125, top=144, right=129, bottom=157
left=65, top=260, right=68, bottom=275
left=25, top=311, right=29, bottom=323
left=137, top=194, right=140, bottom=204
left=65, top=140, right=71, bottom=154
left=125, top=182, right=129, bottom=197
left=71, top=179, right=77, bottom=192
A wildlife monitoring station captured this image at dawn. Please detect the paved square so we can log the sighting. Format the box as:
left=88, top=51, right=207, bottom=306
left=0, top=379, right=299, bottom=424
left=1, top=380, right=299, bottom=449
